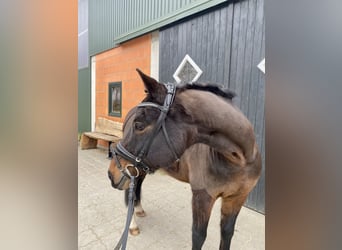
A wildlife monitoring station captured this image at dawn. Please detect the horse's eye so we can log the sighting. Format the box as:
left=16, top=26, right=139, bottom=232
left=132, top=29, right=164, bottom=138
left=134, top=122, right=145, bottom=131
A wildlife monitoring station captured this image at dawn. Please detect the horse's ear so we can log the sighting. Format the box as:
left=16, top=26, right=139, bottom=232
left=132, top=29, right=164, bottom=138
left=136, top=68, right=164, bottom=97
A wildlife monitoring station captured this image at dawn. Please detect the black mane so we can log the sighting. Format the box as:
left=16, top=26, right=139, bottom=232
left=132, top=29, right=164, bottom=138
left=178, top=82, right=236, bottom=100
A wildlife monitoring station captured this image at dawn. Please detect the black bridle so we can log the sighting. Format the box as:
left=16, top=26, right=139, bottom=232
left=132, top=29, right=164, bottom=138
left=111, top=82, right=179, bottom=250
left=112, top=82, right=179, bottom=177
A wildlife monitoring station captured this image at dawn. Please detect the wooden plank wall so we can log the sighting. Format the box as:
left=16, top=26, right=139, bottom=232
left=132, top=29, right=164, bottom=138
left=159, top=0, right=265, bottom=213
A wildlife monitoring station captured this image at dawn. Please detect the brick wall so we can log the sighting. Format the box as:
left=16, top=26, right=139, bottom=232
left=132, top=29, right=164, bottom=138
left=95, top=34, right=151, bottom=147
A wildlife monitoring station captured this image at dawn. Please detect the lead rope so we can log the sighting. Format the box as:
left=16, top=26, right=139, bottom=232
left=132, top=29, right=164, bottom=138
left=114, top=176, right=135, bottom=250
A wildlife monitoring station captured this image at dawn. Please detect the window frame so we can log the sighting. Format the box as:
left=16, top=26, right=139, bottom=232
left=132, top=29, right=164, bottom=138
left=108, top=82, right=122, bottom=117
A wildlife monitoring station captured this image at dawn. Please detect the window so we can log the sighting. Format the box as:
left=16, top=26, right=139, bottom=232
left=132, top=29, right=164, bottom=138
left=173, top=54, right=203, bottom=84
left=108, top=82, right=122, bottom=117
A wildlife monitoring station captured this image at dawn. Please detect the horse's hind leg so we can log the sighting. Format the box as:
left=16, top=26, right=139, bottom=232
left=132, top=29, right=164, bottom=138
left=134, top=176, right=146, bottom=217
left=191, top=189, right=215, bottom=250
left=219, top=195, right=246, bottom=250
left=134, top=202, right=146, bottom=217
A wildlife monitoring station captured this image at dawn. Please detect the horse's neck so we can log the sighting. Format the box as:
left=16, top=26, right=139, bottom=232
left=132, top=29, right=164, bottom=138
left=179, top=90, right=257, bottom=165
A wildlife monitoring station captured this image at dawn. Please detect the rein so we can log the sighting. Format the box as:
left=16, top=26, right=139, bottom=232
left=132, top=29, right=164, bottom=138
left=111, top=82, right=178, bottom=250
left=114, top=176, right=135, bottom=250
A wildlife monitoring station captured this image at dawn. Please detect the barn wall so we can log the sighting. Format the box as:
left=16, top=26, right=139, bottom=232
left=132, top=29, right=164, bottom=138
left=94, top=34, right=152, bottom=147
left=159, top=0, right=265, bottom=212
left=95, top=34, right=151, bottom=123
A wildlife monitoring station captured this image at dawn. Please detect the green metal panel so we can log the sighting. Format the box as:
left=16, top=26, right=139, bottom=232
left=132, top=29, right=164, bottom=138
left=89, top=0, right=228, bottom=56
left=114, top=0, right=228, bottom=44
left=78, top=67, right=91, bottom=133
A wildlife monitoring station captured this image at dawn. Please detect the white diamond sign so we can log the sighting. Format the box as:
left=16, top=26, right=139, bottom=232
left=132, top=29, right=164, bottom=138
left=173, top=54, right=203, bottom=84
left=257, top=58, right=265, bottom=74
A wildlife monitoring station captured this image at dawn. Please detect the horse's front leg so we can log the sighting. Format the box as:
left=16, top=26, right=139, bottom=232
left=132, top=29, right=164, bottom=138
left=128, top=201, right=146, bottom=235
left=191, top=189, right=215, bottom=250
left=219, top=196, right=246, bottom=250
left=125, top=176, right=146, bottom=235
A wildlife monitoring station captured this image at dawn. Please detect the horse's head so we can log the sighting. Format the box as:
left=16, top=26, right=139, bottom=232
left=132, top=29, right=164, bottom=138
left=107, top=154, right=146, bottom=190
left=107, top=69, right=191, bottom=189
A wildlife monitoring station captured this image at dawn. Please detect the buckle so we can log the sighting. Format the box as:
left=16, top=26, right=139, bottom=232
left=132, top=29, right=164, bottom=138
left=143, top=165, right=150, bottom=172
left=125, top=164, right=140, bottom=178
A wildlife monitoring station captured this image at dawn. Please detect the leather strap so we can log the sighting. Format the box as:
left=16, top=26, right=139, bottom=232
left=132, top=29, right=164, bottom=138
left=162, top=120, right=180, bottom=162
left=114, top=176, right=135, bottom=250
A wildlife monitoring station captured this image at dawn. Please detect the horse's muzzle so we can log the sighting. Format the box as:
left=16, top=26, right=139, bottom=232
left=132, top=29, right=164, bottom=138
left=108, top=170, right=129, bottom=190
left=108, top=151, right=141, bottom=190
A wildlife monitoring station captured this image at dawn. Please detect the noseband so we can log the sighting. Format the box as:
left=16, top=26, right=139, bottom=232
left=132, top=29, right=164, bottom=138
left=112, top=82, right=179, bottom=177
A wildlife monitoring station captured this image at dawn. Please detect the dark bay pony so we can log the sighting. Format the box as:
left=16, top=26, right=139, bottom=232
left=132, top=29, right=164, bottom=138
left=108, top=69, right=262, bottom=250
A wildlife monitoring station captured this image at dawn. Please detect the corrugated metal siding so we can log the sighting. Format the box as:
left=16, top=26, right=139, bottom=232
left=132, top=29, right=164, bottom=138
left=159, top=0, right=265, bottom=213
left=78, top=67, right=91, bottom=133
left=89, top=0, right=228, bottom=56
left=78, top=0, right=90, bottom=133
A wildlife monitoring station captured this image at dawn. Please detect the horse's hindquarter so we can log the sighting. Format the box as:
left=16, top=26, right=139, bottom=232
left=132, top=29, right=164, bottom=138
left=185, top=144, right=261, bottom=199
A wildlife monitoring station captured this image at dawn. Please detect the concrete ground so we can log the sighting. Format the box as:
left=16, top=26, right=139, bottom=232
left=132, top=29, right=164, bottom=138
left=78, top=146, right=265, bottom=250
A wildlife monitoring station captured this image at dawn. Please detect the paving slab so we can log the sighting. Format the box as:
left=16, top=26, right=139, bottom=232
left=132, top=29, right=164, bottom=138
left=78, top=146, right=265, bottom=249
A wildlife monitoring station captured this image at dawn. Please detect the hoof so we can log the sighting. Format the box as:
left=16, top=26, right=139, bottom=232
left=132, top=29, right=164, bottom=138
left=135, top=210, right=146, bottom=217
left=129, top=227, right=140, bottom=236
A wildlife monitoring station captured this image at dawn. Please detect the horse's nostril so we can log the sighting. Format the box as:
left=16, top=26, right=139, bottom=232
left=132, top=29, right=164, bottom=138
left=108, top=171, right=113, bottom=180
